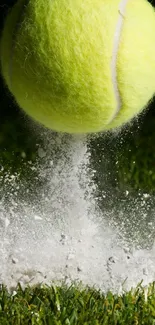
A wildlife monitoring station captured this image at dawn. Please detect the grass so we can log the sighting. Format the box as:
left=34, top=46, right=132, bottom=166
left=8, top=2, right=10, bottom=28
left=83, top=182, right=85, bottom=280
left=115, top=105, right=155, bottom=194
left=0, top=282, right=154, bottom=324
left=90, top=104, right=155, bottom=196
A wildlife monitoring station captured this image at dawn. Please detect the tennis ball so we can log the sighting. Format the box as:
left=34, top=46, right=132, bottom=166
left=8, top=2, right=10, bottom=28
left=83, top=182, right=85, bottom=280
left=1, top=0, right=155, bottom=134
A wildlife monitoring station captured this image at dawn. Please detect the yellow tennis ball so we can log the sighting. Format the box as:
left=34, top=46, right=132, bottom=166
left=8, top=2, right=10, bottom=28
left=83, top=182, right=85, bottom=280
left=1, top=0, right=155, bottom=134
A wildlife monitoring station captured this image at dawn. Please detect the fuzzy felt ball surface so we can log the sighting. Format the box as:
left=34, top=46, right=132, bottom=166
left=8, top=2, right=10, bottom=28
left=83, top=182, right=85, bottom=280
left=1, top=0, right=155, bottom=133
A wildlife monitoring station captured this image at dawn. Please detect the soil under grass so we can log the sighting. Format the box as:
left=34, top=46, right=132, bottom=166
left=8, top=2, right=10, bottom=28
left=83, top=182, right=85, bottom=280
left=0, top=282, right=154, bottom=324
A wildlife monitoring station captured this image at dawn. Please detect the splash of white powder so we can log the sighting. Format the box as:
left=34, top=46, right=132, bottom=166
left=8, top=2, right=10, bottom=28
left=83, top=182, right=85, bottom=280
left=0, top=128, right=154, bottom=294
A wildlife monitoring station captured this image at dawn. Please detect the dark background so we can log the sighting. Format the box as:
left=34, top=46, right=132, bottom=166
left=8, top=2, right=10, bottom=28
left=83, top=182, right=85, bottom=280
left=1, top=0, right=155, bottom=195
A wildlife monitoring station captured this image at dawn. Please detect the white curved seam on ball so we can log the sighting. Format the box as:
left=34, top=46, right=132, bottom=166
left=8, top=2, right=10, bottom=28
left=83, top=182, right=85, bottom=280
left=110, top=0, right=128, bottom=123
